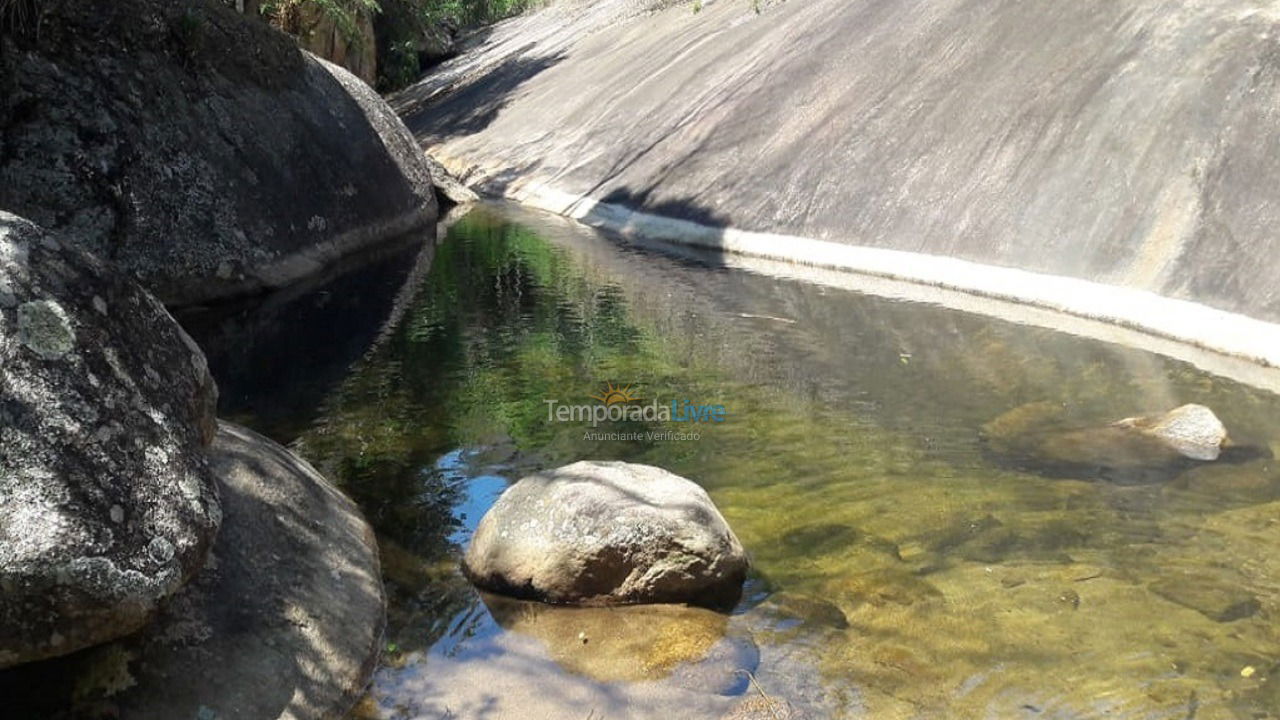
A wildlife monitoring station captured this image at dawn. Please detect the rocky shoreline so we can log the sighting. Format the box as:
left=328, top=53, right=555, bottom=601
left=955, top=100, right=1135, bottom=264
left=0, top=1, right=465, bottom=716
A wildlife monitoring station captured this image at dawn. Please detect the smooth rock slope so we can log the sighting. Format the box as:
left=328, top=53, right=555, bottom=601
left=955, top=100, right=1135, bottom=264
left=398, top=0, right=1280, bottom=324
left=0, top=213, right=220, bottom=668
left=0, top=0, right=437, bottom=306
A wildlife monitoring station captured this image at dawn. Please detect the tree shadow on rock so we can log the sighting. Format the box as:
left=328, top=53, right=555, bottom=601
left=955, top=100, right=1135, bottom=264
left=399, top=51, right=568, bottom=142
left=599, top=187, right=734, bottom=230
left=0, top=423, right=388, bottom=720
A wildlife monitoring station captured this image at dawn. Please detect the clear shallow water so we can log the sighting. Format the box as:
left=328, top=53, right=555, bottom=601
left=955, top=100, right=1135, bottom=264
left=234, top=204, right=1280, bottom=719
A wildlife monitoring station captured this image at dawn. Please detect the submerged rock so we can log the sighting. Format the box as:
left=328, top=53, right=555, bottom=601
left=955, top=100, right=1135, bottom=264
left=753, top=592, right=850, bottom=631
left=0, top=0, right=437, bottom=306
left=722, top=696, right=798, bottom=720
left=0, top=214, right=220, bottom=669
left=823, top=569, right=944, bottom=609
left=483, top=594, right=758, bottom=693
left=1168, top=460, right=1280, bottom=504
left=983, top=403, right=1235, bottom=479
left=980, top=401, right=1067, bottom=453
left=1150, top=576, right=1260, bottom=623
left=464, top=461, right=749, bottom=609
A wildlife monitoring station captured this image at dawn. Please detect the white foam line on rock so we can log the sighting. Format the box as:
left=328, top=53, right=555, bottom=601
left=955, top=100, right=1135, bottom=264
left=500, top=181, right=1280, bottom=372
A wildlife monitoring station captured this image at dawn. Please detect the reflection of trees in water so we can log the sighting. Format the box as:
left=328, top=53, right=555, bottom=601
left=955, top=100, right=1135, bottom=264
left=293, top=210, right=707, bottom=659
left=295, top=212, right=676, bottom=609
left=296, top=208, right=1280, bottom=716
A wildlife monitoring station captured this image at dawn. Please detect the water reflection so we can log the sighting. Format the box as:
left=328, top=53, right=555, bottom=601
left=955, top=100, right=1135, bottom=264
left=177, top=235, right=436, bottom=440
left=254, top=204, right=1280, bottom=718
left=434, top=450, right=508, bottom=545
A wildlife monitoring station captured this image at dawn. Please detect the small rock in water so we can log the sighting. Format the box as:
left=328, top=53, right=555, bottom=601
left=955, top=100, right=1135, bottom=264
left=982, top=402, right=1233, bottom=479
left=1150, top=577, right=1260, bottom=622
left=1116, top=404, right=1228, bottom=462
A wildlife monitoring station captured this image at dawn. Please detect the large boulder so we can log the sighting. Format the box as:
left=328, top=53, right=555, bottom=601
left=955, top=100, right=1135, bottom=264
left=0, top=0, right=437, bottom=306
left=464, top=461, right=749, bottom=610
left=0, top=213, right=221, bottom=669
left=0, top=422, right=387, bottom=719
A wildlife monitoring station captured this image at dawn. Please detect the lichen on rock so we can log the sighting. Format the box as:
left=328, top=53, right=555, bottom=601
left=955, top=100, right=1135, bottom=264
left=0, top=212, right=221, bottom=669
left=17, top=299, right=75, bottom=359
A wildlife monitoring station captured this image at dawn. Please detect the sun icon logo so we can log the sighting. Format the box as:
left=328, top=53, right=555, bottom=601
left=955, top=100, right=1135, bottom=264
left=591, top=382, right=642, bottom=406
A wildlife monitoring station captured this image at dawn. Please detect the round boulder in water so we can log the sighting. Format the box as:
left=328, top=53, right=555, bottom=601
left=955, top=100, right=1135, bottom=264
left=1115, top=403, right=1229, bottom=461
left=464, top=461, right=749, bottom=610
left=0, top=213, right=220, bottom=669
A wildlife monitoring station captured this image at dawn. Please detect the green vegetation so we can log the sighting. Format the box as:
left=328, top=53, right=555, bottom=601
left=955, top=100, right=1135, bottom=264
left=411, top=0, right=535, bottom=28
left=375, top=0, right=538, bottom=89
left=172, top=9, right=208, bottom=64
left=248, top=0, right=537, bottom=89
left=261, top=0, right=381, bottom=46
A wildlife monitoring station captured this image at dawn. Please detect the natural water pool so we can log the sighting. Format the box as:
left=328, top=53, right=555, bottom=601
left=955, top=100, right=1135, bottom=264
left=204, top=203, right=1280, bottom=719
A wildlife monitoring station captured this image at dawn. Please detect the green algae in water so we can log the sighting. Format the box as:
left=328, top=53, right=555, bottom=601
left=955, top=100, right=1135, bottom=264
left=295, top=205, right=1280, bottom=719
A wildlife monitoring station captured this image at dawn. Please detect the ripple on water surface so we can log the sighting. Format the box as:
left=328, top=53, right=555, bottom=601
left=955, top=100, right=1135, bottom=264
left=223, top=204, right=1280, bottom=719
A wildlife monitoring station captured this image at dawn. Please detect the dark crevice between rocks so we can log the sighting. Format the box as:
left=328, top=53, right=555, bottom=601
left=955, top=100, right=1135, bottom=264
left=0, top=95, right=36, bottom=167
left=175, top=232, right=435, bottom=442
left=69, top=143, right=136, bottom=260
